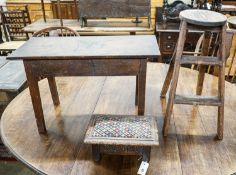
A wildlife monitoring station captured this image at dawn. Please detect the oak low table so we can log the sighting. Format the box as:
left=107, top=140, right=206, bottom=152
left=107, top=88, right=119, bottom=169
left=7, top=35, right=160, bottom=134
left=84, top=114, right=159, bottom=162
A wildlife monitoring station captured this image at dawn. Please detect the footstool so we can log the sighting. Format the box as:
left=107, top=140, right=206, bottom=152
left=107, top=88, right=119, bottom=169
left=84, top=114, right=159, bottom=162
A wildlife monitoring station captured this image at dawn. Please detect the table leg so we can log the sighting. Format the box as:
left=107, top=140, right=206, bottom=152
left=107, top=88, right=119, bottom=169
left=135, top=75, right=138, bottom=105
left=138, top=60, right=147, bottom=115
left=24, top=62, right=47, bottom=134
left=47, top=77, right=60, bottom=106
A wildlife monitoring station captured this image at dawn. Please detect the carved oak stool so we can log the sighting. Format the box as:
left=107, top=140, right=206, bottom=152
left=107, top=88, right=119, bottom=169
left=161, top=9, right=227, bottom=140
left=84, top=115, right=159, bottom=162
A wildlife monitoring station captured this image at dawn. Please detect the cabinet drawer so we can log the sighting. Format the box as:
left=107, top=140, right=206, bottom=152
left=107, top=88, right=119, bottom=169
left=161, top=42, right=175, bottom=52
left=160, top=32, right=178, bottom=42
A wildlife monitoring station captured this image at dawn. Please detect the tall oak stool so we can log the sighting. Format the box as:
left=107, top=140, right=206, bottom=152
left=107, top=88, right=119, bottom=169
left=162, top=9, right=227, bottom=140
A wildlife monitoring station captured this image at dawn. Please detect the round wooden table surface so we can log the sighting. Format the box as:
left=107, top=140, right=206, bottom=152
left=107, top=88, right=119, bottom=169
left=1, top=63, right=236, bottom=175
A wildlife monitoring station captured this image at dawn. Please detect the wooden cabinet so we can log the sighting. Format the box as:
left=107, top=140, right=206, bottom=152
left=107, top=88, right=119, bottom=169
left=155, top=7, right=202, bottom=62
left=6, top=0, right=53, bottom=22
left=156, top=22, right=202, bottom=62
left=51, top=0, right=78, bottom=19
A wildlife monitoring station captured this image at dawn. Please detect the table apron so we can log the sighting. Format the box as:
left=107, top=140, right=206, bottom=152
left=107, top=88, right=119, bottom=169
left=23, top=59, right=145, bottom=77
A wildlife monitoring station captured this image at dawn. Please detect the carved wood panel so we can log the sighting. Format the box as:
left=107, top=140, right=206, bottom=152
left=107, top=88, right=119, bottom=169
left=79, top=0, right=151, bottom=18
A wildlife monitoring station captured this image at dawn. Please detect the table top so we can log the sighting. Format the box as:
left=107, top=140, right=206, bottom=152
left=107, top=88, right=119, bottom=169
left=7, top=35, right=160, bottom=60
left=2, top=63, right=236, bottom=174
left=24, top=19, right=153, bottom=33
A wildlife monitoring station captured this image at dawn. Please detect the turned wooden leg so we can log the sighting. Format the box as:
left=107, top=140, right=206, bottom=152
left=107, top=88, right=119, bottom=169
left=163, top=21, right=187, bottom=136
left=24, top=61, right=47, bottom=134
left=138, top=60, right=147, bottom=115
left=47, top=77, right=60, bottom=106
left=135, top=75, right=138, bottom=105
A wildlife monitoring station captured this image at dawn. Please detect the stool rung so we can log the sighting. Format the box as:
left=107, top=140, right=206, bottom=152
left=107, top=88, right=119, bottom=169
left=174, top=95, right=222, bottom=106
left=180, top=56, right=222, bottom=65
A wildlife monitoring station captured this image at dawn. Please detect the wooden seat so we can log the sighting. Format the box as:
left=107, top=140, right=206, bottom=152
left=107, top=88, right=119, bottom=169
left=161, top=9, right=227, bottom=140
left=179, top=9, right=227, bottom=27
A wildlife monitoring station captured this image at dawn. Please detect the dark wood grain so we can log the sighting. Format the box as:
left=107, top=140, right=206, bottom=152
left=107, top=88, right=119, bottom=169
left=79, top=0, right=150, bottom=18
left=2, top=63, right=236, bottom=174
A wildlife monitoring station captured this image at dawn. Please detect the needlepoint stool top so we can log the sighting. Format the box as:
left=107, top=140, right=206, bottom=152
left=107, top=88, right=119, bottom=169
left=84, top=115, right=159, bottom=146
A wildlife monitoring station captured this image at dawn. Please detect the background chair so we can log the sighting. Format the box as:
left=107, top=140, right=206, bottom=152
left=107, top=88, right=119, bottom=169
left=32, top=26, right=79, bottom=37
left=0, top=5, right=31, bottom=41
left=0, top=5, right=31, bottom=55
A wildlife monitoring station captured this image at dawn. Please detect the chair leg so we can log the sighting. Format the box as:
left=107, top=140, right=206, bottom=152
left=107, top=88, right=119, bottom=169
left=47, top=77, right=60, bottom=106
left=163, top=21, right=187, bottom=136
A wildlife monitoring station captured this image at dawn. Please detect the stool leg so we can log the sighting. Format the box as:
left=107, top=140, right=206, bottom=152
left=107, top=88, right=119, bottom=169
left=160, top=47, right=176, bottom=98
left=196, top=31, right=212, bottom=95
left=217, top=24, right=226, bottom=140
left=163, top=21, right=187, bottom=136
left=218, top=64, right=225, bottom=140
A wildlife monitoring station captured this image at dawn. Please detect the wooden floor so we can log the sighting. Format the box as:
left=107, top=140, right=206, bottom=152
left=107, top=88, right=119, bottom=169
left=1, top=63, right=236, bottom=175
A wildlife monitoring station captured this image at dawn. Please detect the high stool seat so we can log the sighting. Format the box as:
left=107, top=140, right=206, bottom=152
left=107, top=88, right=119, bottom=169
left=180, top=9, right=227, bottom=27
left=161, top=9, right=227, bottom=140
